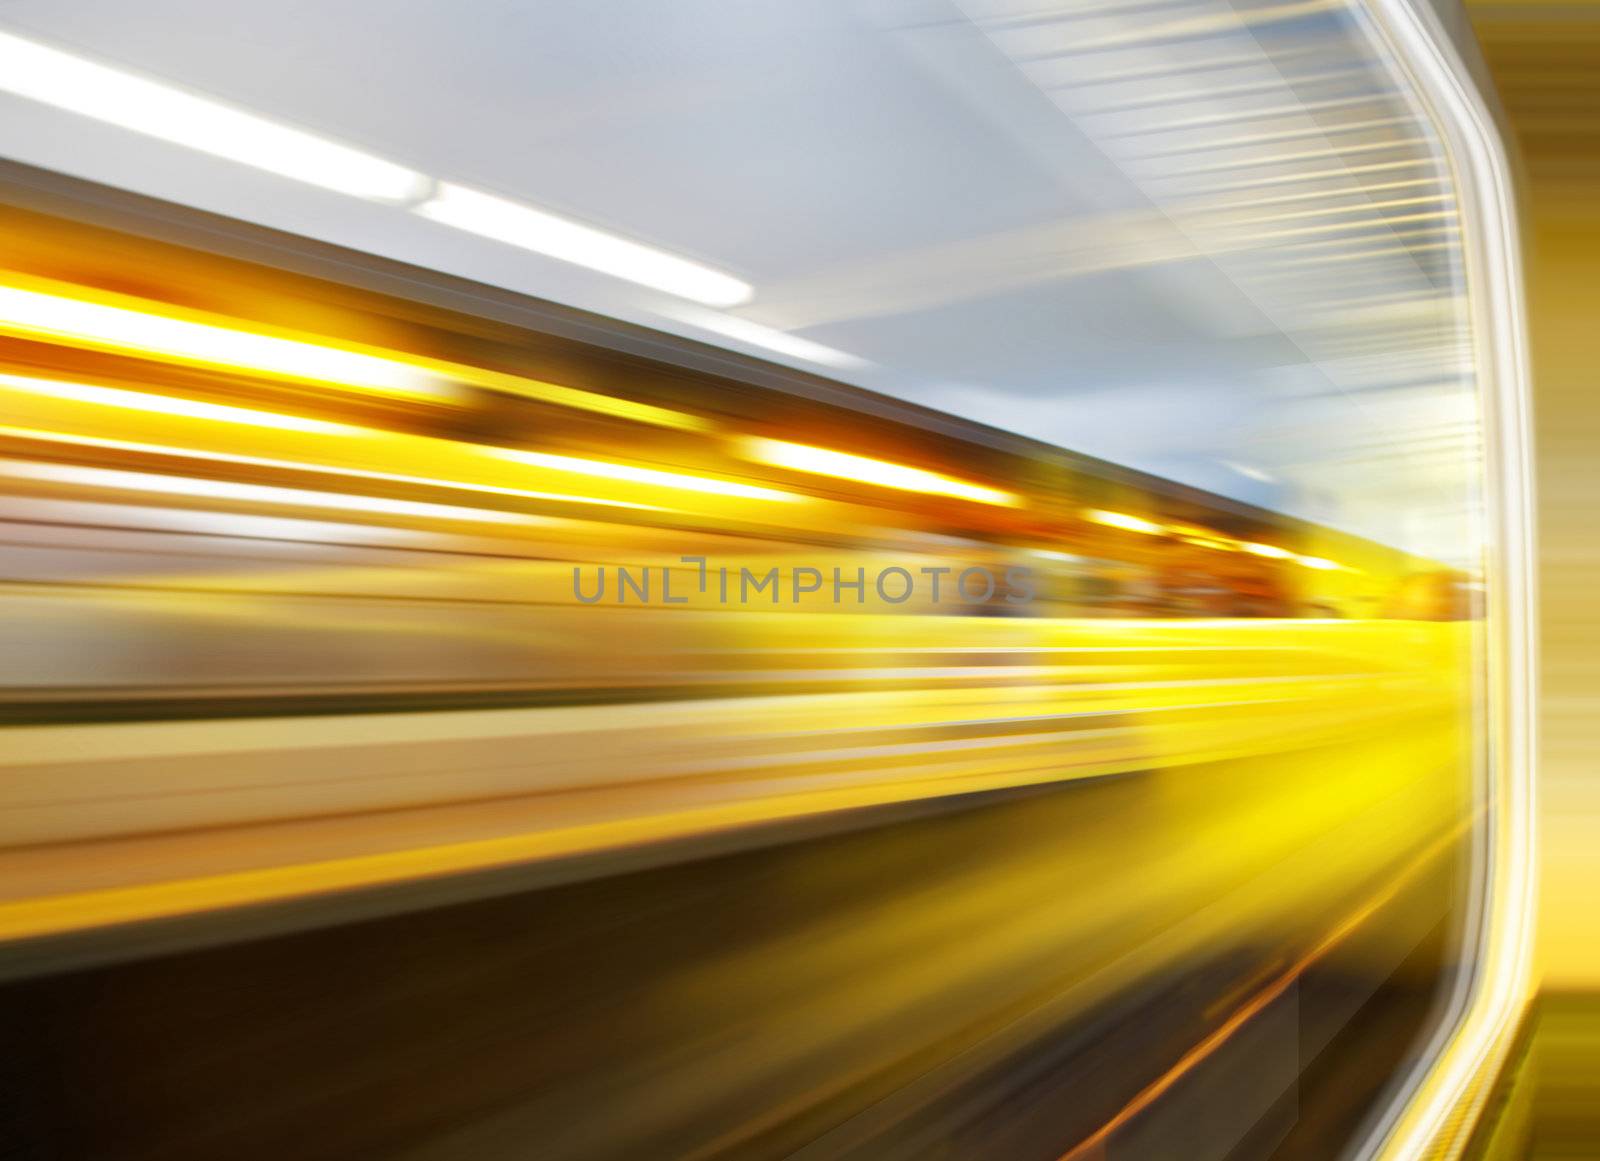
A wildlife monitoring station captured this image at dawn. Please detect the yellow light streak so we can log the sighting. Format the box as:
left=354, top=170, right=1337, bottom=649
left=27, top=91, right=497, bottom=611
left=1243, top=542, right=1294, bottom=559
left=0, top=620, right=1472, bottom=943
left=1298, top=555, right=1341, bottom=571
left=1167, top=522, right=1236, bottom=549
left=0, top=372, right=360, bottom=434
left=0, top=424, right=666, bottom=514
left=0, top=460, right=541, bottom=526
left=740, top=437, right=1019, bottom=506
left=0, top=272, right=712, bottom=432
left=492, top=447, right=800, bottom=503
left=0, top=279, right=449, bottom=402
left=1085, top=509, right=1164, bottom=535
left=454, top=367, right=710, bottom=432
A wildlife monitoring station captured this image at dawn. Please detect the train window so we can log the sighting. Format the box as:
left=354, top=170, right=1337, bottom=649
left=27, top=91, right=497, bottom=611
left=0, top=3, right=1532, bottom=1161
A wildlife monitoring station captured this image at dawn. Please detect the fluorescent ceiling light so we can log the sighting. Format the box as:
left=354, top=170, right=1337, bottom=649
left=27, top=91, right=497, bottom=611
left=0, top=34, right=754, bottom=315
left=1223, top=460, right=1275, bottom=483
left=0, top=30, right=428, bottom=202
left=742, top=437, right=1018, bottom=507
left=416, top=183, right=752, bottom=308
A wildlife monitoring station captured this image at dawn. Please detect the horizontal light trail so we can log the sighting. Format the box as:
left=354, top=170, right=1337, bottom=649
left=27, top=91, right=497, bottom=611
left=0, top=273, right=711, bottom=431
left=0, top=372, right=361, bottom=434
left=0, top=281, right=448, bottom=401
left=0, top=424, right=667, bottom=514
left=1085, top=509, right=1163, bottom=534
left=0, top=630, right=1465, bottom=943
left=0, top=460, right=542, bottom=527
left=1243, top=542, right=1293, bottom=559
left=491, top=447, right=800, bottom=503
left=740, top=437, right=1018, bottom=506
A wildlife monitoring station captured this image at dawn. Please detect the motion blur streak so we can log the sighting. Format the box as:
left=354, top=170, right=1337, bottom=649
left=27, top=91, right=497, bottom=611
left=0, top=273, right=711, bottom=430
left=1087, top=510, right=1165, bottom=535
left=0, top=190, right=1483, bottom=1159
left=0, top=277, right=450, bottom=401
left=0, top=461, right=545, bottom=527
left=739, top=436, right=1018, bottom=506
left=0, top=0, right=1525, bottom=1153
left=1057, top=819, right=1473, bottom=1161
left=0, top=619, right=1468, bottom=940
left=0, top=371, right=364, bottom=433
left=493, top=447, right=802, bottom=503
left=0, top=424, right=672, bottom=513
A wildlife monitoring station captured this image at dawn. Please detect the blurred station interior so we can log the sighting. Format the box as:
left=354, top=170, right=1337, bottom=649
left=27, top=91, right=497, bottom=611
left=0, top=1, right=1581, bottom=1158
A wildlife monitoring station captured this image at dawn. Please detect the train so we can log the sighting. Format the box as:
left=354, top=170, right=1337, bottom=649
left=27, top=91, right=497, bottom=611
left=0, top=162, right=1472, bottom=728
left=0, top=161, right=1481, bottom=1161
